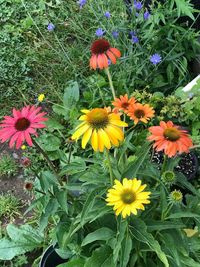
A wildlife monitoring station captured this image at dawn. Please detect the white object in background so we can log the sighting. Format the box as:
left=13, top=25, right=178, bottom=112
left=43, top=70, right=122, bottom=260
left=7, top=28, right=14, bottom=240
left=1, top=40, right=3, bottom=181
left=182, top=74, right=200, bottom=92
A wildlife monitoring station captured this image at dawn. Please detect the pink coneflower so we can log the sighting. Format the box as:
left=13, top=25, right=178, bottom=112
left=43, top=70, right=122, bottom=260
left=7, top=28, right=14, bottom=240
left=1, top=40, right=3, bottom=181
left=0, top=106, right=48, bottom=149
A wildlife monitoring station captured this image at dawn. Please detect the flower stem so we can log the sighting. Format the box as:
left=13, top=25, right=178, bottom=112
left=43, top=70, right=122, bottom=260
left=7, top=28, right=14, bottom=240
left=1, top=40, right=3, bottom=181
left=161, top=154, right=168, bottom=174
left=106, top=149, right=114, bottom=185
left=32, top=139, right=57, bottom=176
left=105, top=68, right=116, bottom=99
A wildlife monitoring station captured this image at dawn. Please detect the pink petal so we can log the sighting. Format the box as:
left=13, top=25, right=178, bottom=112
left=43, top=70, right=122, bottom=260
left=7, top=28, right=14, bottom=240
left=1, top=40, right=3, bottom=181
left=24, top=131, right=33, bottom=146
left=16, top=133, right=24, bottom=149
left=9, top=132, right=21, bottom=148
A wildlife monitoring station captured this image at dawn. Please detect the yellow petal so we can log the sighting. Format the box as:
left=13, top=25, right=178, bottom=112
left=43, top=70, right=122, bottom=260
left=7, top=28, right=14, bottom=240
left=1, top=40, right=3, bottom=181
left=82, top=128, right=93, bottom=149
left=99, top=129, right=111, bottom=149
left=104, top=128, right=119, bottom=146
left=108, top=113, right=121, bottom=120
left=136, top=184, right=147, bottom=193
left=81, top=109, right=90, bottom=114
left=110, top=119, right=128, bottom=127
left=72, top=124, right=90, bottom=140
left=106, top=125, right=124, bottom=141
left=132, top=178, right=142, bottom=192
left=79, top=115, right=87, bottom=121
left=75, top=122, right=87, bottom=130
left=97, top=130, right=105, bottom=152
left=91, top=129, right=98, bottom=151
left=137, top=192, right=151, bottom=200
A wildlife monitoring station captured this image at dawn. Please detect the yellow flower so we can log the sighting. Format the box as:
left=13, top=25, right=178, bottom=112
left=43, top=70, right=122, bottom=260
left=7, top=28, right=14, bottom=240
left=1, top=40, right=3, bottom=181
left=21, top=145, right=26, bottom=150
left=71, top=108, right=128, bottom=152
left=106, top=178, right=151, bottom=218
left=38, top=94, right=45, bottom=102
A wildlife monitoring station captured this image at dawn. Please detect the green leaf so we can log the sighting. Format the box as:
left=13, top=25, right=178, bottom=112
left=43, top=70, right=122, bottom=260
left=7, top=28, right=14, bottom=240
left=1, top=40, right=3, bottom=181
left=123, top=142, right=151, bottom=178
left=63, top=81, right=79, bottom=108
left=57, top=258, right=85, bottom=267
left=130, top=218, right=169, bottom=267
left=40, top=171, right=59, bottom=191
left=120, top=234, right=132, bottom=267
left=40, top=198, right=59, bottom=231
left=174, top=0, right=195, bottom=20
left=84, top=246, right=113, bottom=267
left=167, top=212, right=200, bottom=220
left=45, top=118, right=64, bottom=132
left=146, top=220, right=185, bottom=232
left=55, top=190, right=68, bottom=213
left=81, top=227, right=114, bottom=246
left=113, top=219, right=127, bottom=264
left=0, top=225, right=43, bottom=260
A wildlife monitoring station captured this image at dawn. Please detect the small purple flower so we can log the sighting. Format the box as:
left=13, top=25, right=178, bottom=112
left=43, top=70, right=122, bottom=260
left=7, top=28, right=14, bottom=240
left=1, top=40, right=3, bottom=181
left=150, top=53, right=162, bottom=65
left=108, top=59, right=111, bottom=65
left=134, top=1, right=143, bottom=10
left=95, top=28, right=105, bottom=37
left=112, top=30, right=119, bottom=39
left=104, top=11, right=111, bottom=19
left=78, top=0, right=87, bottom=9
left=132, top=35, right=139, bottom=43
left=130, top=31, right=136, bottom=37
left=47, top=23, right=55, bottom=31
left=135, top=12, right=140, bottom=17
left=144, top=10, right=150, bottom=20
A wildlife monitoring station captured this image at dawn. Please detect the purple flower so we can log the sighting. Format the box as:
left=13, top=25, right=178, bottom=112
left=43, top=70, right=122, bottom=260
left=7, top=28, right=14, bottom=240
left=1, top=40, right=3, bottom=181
left=150, top=53, right=162, bottom=65
left=144, top=10, right=150, bottom=20
left=132, top=35, right=139, bottom=43
left=134, top=1, right=143, bottom=10
left=47, top=23, right=55, bottom=31
left=108, top=59, right=111, bottom=65
left=112, top=30, right=119, bottom=39
left=135, top=12, right=139, bottom=17
left=104, top=11, right=111, bottom=19
left=96, top=28, right=105, bottom=37
left=78, top=0, right=87, bottom=9
left=130, top=30, right=136, bottom=37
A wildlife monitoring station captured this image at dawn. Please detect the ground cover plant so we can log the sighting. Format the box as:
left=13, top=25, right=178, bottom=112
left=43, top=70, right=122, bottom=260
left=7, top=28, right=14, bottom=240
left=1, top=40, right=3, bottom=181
left=0, top=0, right=200, bottom=266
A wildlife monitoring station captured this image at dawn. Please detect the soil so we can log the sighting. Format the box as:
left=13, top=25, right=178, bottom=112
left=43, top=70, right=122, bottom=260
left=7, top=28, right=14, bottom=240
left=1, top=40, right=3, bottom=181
left=0, top=143, right=32, bottom=227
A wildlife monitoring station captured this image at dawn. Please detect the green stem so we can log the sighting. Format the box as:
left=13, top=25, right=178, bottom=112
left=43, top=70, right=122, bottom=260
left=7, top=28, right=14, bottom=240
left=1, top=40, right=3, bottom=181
left=32, top=139, right=57, bottom=176
left=105, top=68, right=116, bottom=99
left=161, top=203, right=173, bottom=221
left=161, top=154, right=168, bottom=175
left=106, top=149, right=114, bottom=185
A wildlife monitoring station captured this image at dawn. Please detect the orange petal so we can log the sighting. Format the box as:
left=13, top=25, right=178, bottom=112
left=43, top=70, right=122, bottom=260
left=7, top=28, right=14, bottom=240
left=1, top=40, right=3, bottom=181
left=110, top=47, right=121, bottom=58
left=106, top=50, right=116, bottom=64
left=97, top=54, right=104, bottom=69
left=90, top=55, right=97, bottom=70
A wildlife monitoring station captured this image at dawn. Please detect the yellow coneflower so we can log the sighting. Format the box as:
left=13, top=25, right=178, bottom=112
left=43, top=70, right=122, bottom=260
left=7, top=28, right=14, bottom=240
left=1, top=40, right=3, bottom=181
left=106, top=178, right=151, bottom=218
left=71, top=108, right=128, bottom=152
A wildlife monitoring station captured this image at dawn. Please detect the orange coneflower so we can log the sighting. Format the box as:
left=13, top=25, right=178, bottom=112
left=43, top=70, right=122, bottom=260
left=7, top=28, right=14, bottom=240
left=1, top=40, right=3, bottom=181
left=128, top=103, right=155, bottom=125
left=148, top=121, right=193, bottom=158
left=90, top=39, right=121, bottom=70
left=112, top=94, right=136, bottom=114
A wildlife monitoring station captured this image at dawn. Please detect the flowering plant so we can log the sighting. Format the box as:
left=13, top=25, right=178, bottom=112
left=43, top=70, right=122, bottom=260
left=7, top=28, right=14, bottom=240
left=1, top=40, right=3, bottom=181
left=0, top=0, right=200, bottom=266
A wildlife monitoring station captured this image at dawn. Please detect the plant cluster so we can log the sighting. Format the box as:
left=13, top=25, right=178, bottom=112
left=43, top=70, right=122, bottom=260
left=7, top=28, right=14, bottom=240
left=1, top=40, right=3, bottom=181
left=0, top=0, right=200, bottom=267
left=0, top=154, right=18, bottom=178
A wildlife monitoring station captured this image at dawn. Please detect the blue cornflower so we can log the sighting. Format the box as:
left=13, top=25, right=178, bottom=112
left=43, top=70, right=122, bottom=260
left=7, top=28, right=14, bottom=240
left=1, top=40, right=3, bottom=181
left=132, top=35, right=139, bottom=43
left=144, top=10, right=150, bottom=20
left=134, top=1, right=143, bottom=10
left=150, top=54, right=162, bottom=65
left=108, top=59, right=111, bottom=65
left=96, top=28, right=105, bottom=37
left=47, top=23, right=55, bottom=31
left=78, top=0, right=87, bottom=9
left=130, top=30, right=136, bottom=37
left=112, top=30, right=119, bottom=39
left=104, top=11, right=111, bottom=19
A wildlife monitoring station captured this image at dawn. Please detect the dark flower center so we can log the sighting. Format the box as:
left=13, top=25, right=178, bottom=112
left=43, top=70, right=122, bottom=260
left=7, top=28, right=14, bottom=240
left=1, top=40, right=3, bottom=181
left=91, top=39, right=110, bottom=54
left=121, top=190, right=136, bottom=204
left=15, top=117, right=31, bottom=131
left=121, top=102, right=129, bottom=109
left=164, top=127, right=180, bottom=141
left=134, top=109, right=145, bottom=118
left=87, top=108, right=109, bottom=129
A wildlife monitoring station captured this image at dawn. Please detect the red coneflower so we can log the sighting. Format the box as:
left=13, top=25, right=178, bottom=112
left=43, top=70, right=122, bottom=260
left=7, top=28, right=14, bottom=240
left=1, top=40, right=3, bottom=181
left=112, top=94, right=136, bottom=114
left=90, top=39, right=121, bottom=70
left=0, top=106, right=48, bottom=149
left=148, top=121, right=193, bottom=158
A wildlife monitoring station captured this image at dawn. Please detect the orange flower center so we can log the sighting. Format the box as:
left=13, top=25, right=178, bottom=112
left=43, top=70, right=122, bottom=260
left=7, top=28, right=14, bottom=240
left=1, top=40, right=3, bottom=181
left=87, top=108, right=109, bottom=129
left=134, top=109, right=145, bottom=118
left=164, top=127, right=180, bottom=141
left=121, top=190, right=136, bottom=204
left=15, top=117, right=31, bottom=131
left=91, top=39, right=110, bottom=54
